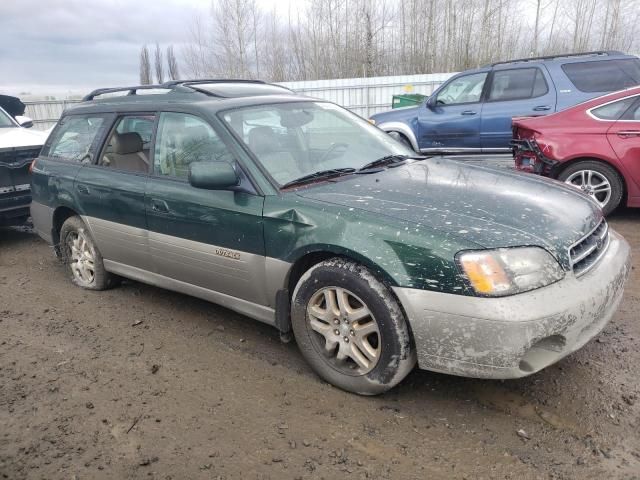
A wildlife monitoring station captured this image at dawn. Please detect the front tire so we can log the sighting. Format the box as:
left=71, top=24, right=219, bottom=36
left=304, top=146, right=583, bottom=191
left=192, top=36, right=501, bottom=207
left=557, top=161, right=623, bottom=216
left=60, top=216, right=118, bottom=290
left=291, top=258, right=416, bottom=395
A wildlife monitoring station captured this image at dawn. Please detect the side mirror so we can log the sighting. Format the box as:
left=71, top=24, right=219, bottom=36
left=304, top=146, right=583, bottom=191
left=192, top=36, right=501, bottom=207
left=188, top=161, right=240, bottom=190
left=425, top=96, right=436, bottom=109
left=15, top=115, right=34, bottom=128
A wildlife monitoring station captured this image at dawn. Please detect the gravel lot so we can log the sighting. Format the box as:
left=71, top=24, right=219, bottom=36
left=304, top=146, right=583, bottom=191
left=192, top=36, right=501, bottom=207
left=1, top=209, right=639, bottom=480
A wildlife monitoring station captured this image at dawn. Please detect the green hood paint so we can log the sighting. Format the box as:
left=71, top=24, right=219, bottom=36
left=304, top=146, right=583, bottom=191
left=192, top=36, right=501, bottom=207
left=264, top=158, right=601, bottom=294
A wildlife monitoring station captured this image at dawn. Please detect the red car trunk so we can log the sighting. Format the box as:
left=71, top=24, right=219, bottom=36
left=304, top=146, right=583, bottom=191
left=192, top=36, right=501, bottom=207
left=512, top=87, right=640, bottom=214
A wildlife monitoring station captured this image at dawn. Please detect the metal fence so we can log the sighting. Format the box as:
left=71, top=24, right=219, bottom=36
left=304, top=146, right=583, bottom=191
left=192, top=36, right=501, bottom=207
left=24, top=72, right=456, bottom=130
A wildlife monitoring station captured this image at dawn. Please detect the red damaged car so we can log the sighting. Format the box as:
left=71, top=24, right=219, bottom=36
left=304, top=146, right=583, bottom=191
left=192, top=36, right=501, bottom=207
left=513, top=86, right=640, bottom=215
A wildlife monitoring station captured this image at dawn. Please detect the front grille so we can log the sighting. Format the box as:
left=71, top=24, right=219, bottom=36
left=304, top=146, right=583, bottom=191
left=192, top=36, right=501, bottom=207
left=570, top=220, right=609, bottom=276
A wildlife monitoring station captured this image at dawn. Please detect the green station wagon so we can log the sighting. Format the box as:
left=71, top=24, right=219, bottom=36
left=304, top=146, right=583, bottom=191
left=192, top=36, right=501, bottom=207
left=30, top=80, right=631, bottom=395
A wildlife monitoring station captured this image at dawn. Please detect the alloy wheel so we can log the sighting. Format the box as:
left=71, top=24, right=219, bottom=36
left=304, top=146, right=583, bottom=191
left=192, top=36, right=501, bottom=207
left=306, top=286, right=381, bottom=375
left=564, top=169, right=612, bottom=208
left=67, top=230, right=96, bottom=285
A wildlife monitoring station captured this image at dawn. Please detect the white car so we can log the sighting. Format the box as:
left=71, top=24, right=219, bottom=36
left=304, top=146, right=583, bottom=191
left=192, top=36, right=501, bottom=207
left=0, top=106, right=49, bottom=226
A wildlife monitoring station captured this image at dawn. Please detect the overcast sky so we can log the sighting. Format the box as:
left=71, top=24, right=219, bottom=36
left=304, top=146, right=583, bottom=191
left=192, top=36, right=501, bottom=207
left=0, top=0, right=288, bottom=98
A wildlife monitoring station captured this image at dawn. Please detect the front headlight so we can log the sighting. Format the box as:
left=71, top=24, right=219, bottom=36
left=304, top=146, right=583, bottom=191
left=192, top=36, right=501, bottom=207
left=457, top=247, right=565, bottom=297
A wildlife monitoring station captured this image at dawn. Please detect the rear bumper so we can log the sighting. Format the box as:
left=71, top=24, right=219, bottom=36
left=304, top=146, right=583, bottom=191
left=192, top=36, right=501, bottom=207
left=30, top=200, right=54, bottom=243
left=511, top=138, right=559, bottom=175
left=0, top=190, right=31, bottom=225
left=393, top=230, right=631, bottom=379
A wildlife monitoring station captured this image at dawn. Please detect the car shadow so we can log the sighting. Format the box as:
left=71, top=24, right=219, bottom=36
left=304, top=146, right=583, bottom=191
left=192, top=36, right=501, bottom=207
left=0, top=224, right=36, bottom=247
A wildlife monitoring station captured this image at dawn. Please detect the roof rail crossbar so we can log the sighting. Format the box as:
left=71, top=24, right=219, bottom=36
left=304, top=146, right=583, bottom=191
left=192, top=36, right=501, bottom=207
left=161, top=79, right=268, bottom=88
left=488, top=50, right=625, bottom=67
left=82, top=84, right=169, bottom=101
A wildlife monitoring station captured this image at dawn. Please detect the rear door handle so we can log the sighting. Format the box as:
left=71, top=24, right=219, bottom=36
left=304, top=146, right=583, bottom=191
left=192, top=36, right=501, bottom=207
left=76, top=184, right=90, bottom=195
left=533, top=105, right=551, bottom=111
left=150, top=199, right=170, bottom=213
left=461, top=110, right=477, bottom=116
left=616, top=130, right=640, bottom=138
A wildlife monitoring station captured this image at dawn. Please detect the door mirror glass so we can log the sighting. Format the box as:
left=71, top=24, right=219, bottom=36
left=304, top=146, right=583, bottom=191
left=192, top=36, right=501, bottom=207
left=15, top=115, right=34, bottom=128
left=188, top=161, right=239, bottom=190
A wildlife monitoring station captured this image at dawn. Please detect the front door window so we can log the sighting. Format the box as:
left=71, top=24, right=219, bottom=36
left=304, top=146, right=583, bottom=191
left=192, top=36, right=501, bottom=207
left=436, top=73, right=488, bottom=106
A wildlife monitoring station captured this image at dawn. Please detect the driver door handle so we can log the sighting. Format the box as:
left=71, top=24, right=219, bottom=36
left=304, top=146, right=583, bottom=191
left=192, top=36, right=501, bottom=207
left=533, top=105, right=551, bottom=111
left=150, top=199, right=170, bottom=213
left=461, top=110, right=477, bottom=116
left=76, top=184, right=90, bottom=195
left=616, top=130, right=640, bottom=138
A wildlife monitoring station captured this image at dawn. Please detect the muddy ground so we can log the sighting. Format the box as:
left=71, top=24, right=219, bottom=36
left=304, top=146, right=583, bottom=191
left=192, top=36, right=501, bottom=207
left=1, top=210, right=639, bottom=480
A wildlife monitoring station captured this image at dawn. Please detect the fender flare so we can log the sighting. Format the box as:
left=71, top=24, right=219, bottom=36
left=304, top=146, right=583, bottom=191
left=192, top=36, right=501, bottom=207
left=377, top=121, right=419, bottom=152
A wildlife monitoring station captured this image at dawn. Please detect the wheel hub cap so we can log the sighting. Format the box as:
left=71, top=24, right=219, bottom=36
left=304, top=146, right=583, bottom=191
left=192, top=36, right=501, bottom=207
left=307, top=287, right=381, bottom=375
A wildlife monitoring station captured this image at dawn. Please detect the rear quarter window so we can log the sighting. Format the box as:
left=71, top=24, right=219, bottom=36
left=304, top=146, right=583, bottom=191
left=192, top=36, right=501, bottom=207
left=41, top=114, right=111, bottom=163
left=589, top=96, right=638, bottom=120
left=562, top=59, right=640, bottom=93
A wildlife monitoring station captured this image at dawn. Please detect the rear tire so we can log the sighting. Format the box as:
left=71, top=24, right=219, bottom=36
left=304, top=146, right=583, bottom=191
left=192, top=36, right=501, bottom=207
left=291, top=258, right=416, bottom=395
left=59, top=216, right=119, bottom=290
left=557, top=160, right=624, bottom=216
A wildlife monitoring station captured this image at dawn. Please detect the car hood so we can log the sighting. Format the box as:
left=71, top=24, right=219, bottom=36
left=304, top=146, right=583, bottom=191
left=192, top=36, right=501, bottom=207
left=295, top=158, right=601, bottom=268
left=0, top=127, right=47, bottom=150
left=370, top=105, right=420, bottom=123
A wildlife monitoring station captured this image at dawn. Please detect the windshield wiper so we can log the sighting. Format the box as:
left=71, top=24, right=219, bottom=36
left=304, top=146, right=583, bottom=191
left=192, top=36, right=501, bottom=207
left=358, top=154, right=430, bottom=172
left=280, top=168, right=357, bottom=189
left=357, top=154, right=412, bottom=172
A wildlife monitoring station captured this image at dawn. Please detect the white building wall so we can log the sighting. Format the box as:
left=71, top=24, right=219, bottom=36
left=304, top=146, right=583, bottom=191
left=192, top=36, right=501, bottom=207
left=24, top=72, right=457, bottom=130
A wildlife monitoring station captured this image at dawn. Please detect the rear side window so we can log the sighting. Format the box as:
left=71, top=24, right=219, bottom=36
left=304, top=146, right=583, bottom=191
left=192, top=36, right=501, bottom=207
left=42, top=114, right=109, bottom=163
left=589, top=96, right=638, bottom=120
left=153, top=112, right=233, bottom=179
left=488, top=68, right=548, bottom=101
left=99, top=115, right=155, bottom=173
left=562, top=59, right=640, bottom=93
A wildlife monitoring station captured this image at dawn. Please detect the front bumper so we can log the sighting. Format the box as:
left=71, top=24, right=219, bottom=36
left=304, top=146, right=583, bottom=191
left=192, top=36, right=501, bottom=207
left=393, top=230, right=631, bottom=379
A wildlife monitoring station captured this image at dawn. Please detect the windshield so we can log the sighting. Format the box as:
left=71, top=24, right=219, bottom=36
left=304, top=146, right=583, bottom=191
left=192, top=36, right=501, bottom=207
left=220, top=101, right=413, bottom=186
left=0, top=108, right=16, bottom=128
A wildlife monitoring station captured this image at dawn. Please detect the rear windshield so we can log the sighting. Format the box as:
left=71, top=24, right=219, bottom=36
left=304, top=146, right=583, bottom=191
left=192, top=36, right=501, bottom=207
left=562, top=58, right=640, bottom=93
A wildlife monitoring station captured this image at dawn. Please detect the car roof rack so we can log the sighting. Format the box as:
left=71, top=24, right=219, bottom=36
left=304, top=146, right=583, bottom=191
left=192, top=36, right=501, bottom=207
left=83, top=79, right=293, bottom=102
left=487, top=50, right=625, bottom=67
left=82, top=84, right=172, bottom=101
left=162, top=79, right=294, bottom=94
left=162, top=79, right=268, bottom=87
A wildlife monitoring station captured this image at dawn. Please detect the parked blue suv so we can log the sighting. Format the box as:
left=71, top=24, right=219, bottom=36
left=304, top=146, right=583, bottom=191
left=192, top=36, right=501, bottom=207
left=370, top=51, right=640, bottom=153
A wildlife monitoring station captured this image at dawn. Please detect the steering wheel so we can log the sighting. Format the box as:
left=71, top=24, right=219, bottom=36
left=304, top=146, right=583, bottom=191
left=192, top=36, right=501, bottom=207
left=436, top=95, right=453, bottom=105
left=318, top=142, right=349, bottom=163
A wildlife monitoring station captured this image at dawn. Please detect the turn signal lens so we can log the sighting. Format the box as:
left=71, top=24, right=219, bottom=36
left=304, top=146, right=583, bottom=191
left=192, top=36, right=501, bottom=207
left=29, top=159, right=37, bottom=174
left=368, top=119, right=376, bottom=125
left=458, top=247, right=564, bottom=297
left=459, top=252, right=511, bottom=295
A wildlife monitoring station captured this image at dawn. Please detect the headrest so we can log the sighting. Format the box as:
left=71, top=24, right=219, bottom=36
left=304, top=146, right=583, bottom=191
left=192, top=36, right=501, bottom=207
left=113, top=132, right=143, bottom=155
left=248, top=126, right=278, bottom=154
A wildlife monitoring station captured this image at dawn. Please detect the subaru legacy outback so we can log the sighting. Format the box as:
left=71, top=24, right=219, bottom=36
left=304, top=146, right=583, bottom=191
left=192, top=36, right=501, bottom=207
left=30, top=80, right=631, bottom=395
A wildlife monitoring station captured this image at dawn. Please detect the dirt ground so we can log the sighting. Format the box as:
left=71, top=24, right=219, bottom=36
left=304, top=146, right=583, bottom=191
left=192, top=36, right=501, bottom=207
left=1, top=210, right=639, bottom=480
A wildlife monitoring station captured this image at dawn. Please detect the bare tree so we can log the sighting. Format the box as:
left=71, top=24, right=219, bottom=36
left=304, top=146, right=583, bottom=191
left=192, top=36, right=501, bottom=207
left=139, top=45, right=152, bottom=85
left=179, top=0, right=640, bottom=82
left=166, top=45, right=180, bottom=80
left=154, top=43, right=164, bottom=84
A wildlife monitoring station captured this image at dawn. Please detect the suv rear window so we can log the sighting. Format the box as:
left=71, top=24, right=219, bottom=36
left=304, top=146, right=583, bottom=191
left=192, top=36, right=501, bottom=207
left=42, top=114, right=109, bottom=163
left=562, top=59, right=640, bottom=93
